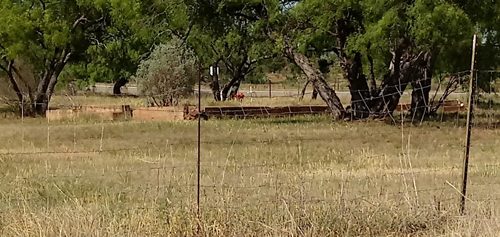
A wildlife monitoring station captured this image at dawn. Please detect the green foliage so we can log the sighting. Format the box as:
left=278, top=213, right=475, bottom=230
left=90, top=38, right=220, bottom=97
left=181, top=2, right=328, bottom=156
left=245, top=74, right=268, bottom=84
left=186, top=0, right=281, bottom=85
left=0, top=0, right=156, bottom=113
left=133, top=38, right=197, bottom=106
left=2, top=0, right=499, bottom=101
left=284, top=0, right=496, bottom=81
left=45, top=0, right=193, bottom=87
left=0, top=0, right=109, bottom=69
left=57, top=64, right=94, bottom=91
left=60, top=0, right=173, bottom=85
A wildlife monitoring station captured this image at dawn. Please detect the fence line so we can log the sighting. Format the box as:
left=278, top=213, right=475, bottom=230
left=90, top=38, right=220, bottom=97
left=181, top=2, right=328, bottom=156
left=16, top=161, right=473, bottom=182
left=2, top=70, right=498, bottom=106
left=0, top=69, right=499, bottom=221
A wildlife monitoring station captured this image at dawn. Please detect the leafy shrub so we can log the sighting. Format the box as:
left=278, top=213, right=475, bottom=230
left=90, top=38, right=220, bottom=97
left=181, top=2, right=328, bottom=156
left=134, top=38, right=197, bottom=106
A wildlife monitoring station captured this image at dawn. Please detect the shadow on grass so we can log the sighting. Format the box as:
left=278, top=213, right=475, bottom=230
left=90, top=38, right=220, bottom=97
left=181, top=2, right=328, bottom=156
left=476, top=99, right=500, bottom=110
left=389, top=111, right=500, bottom=129
left=251, top=115, right=332, bottom=125
left=0, top=106, right=19, bottom=119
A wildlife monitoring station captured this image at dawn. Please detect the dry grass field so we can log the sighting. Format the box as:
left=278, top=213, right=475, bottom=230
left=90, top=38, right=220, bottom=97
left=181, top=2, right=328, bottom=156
left=0, top=94, right=499, bottom=236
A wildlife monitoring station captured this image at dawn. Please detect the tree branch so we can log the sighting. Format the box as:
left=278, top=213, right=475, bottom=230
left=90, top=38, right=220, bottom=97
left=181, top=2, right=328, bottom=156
left=4, top=60, right=24, bottom=103
left=211, top=43, right=236, bottom=73
left=63, top=51, right=72, bottom=64
left=248, top=54, right=276, bottom=65
left=181, top=21, right=194, bottom=45
left=72, top=15, right=88, bottom=31
left=10, top=62, right=34, bottom=100
left=39, top=0, right=46, bottom=10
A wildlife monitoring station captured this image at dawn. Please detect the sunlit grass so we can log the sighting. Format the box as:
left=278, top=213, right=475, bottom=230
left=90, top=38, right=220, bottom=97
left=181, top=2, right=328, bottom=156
left=0, top=111, right=499, bottom=235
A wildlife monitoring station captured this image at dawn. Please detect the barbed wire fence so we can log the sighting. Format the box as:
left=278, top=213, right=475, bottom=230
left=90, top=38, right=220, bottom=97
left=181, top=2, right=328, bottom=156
left=0, top=71, right=499, bottom=229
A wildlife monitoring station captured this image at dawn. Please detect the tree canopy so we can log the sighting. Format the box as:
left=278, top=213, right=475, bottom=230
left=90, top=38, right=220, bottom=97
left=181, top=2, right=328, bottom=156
left=0, top=0, right=145, bottom=114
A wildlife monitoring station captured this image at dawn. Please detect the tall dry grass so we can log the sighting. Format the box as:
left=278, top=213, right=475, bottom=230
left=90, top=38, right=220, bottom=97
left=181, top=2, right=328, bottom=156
left=0, top=101, right=499, bottom=236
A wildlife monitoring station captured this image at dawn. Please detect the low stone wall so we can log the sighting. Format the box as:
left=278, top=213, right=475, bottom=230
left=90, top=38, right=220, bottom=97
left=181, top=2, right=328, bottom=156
left=46, top=108, right=79, bottom=121
left=132, top=107, right=185, bottom=121
left=46, top=105, right=132, bottom=121
left=46, top=105, right=186, bottom=122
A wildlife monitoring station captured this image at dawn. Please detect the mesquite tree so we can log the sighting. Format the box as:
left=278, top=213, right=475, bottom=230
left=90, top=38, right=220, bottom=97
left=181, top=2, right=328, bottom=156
left=206, top=0, right=495, bottom=120
left=56, top=0, right=179, bottom=96
left=288, top=0, right=476, bottom=120
left=0, top=0, right=140, bottom=115
left=188, top=0, right=277, bottom=101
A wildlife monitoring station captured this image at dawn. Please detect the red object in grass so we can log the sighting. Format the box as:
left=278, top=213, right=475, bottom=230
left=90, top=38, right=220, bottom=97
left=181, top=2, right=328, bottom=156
left=233, top=92, right=245, bottom=102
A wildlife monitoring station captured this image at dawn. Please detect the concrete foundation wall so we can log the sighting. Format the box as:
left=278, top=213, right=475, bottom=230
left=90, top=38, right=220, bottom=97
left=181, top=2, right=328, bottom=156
left=132, top=107, right=185, bottom=121
left=47, top=105, right=185, bottom=122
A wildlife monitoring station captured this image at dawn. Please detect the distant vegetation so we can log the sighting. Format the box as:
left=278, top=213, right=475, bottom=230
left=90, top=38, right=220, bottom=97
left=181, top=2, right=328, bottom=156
left=0, top=0, right=498, bottom=118
left=134, top=38, right=197, bottom=107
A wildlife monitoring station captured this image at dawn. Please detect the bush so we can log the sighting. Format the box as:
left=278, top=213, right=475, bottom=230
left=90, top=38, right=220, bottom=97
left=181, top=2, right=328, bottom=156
left=134, top=38, right=197, bottom=107
left=246, top=72, right=269, bottom=84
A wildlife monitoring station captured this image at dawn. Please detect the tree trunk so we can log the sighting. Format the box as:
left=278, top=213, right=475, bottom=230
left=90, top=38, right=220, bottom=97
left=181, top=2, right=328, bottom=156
left=300, top=80, right=311, bottom=100
left=409, top=53, right=433, bottom=121
left=371, top=42, right=409, bottom=118
left=311, top=88, right=318, bottom=100
left=45, top=62, right=66, bottom=101
left=209, top=63, right=221, bottom=101
left=221, top=73, right=243, bottom=101
left=2, top=61, right=24, bottom=107
left=300, top=81, right=318, bottom=100
left=33, top=70, right=54, bottom=115
left=113, top=77, right=129, bottom=95
left=371, top=49, right=431, bottom=119
left=33, top=61, right=66, bottom=116
left=221, top=55, right=252, bottom=101
left=340, top=52, right=371, bottom=119
left=285, top=45, right=345, bottom=119
left=373, top=76, right=409, bottom=118
left=367, top=51, right=378, bottom=97
left=410, top=78, right=431, bottom=121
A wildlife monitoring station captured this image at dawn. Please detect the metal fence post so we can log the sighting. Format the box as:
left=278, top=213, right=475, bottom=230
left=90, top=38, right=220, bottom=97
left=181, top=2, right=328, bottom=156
left=460, top=34, right=477, bottom=215
left=197, top=63, right=202, bottom=217
left=269, top=79, right=272, bottom=98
